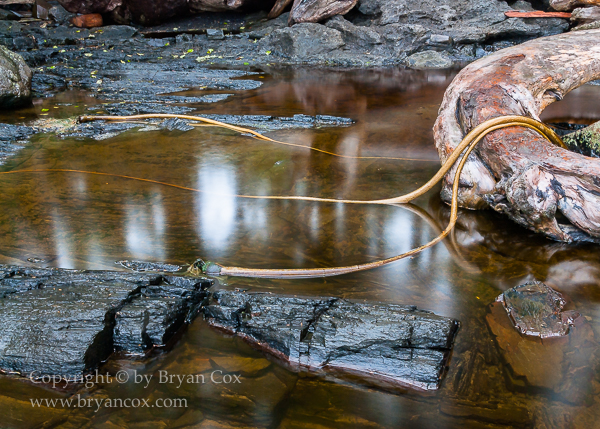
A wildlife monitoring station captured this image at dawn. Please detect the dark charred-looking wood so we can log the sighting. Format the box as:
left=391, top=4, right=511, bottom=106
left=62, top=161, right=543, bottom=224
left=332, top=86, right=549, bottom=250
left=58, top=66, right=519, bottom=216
left=0, top=265, right=212, bottom=377
left=203, top=290, right=459, bottom=391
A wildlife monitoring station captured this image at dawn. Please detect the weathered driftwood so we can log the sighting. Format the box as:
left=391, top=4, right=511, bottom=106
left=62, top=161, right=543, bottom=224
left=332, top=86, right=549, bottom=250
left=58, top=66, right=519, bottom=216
left=288, top=0, right=358, bottom=25
left=551, top=0, right=600, bottom=11
left=433, top=29, right=600, bottom=242
left=268, top=0, right=292, bottom=18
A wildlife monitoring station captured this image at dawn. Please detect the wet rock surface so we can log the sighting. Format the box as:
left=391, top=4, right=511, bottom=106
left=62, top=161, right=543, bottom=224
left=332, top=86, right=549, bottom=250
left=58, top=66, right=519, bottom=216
left=495, top=281, right=580, bottom=338
left=203, top=290, right=459, bottom=390
left=116, top=260, right=183, bottom=272
left=0, top=45, right=31, bottom=108
left=0, top=123, right=38, bottom=164
left=0, top=265, right=212, bottom=377
left=487, top=297, right=598, bottom=404
left=0, top=0, right=570, bottom=70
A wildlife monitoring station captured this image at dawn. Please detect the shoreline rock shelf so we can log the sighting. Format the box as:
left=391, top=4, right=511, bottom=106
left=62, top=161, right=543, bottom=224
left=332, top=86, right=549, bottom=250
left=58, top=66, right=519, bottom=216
left=0, top=265, right=460, bottom=392
left=203, top=290, right=460, bottom=391
left=0, top=265, right=213, bottom=377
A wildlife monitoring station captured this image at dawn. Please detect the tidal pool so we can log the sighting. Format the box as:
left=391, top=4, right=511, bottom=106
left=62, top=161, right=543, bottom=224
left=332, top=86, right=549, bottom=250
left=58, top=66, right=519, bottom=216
left=0, top=68, right=599, bottom=428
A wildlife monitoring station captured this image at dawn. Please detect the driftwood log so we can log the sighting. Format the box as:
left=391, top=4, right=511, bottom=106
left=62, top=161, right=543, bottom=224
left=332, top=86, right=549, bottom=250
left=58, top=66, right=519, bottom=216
left=287, top=0, right=358, bottom=24
left=551, top=0, right=600, bottom=11
left=433, top=29, right=600, bottom=243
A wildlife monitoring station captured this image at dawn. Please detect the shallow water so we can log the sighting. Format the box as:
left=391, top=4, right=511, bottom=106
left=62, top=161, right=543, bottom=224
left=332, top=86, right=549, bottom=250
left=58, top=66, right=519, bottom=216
left=0, top=68, right=599, bottom=428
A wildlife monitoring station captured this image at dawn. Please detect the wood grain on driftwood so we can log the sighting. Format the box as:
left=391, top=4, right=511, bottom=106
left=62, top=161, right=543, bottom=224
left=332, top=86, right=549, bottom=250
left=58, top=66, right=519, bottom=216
left=288, top=0, right=358, bottom=25
left=433, top=29, right=600, bottom=243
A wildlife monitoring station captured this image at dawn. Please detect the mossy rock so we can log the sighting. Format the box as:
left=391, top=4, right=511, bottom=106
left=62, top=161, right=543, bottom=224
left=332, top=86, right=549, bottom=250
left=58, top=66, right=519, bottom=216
left=563, top=121, right=600, bottom=158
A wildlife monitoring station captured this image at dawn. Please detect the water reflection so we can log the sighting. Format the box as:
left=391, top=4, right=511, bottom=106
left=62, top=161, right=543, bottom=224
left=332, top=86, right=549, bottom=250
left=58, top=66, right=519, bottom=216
left=0, top=68, right=599, bottom=428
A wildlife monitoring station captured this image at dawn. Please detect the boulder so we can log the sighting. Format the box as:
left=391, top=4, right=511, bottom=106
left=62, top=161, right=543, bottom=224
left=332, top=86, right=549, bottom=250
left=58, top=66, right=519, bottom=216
left=325, top=15, right=382, bottom=47
left=571, top=5, right=600, bottom=23
left=0, top=45, right=31, bottom=108
left=260, top=23, right=344, bottom=58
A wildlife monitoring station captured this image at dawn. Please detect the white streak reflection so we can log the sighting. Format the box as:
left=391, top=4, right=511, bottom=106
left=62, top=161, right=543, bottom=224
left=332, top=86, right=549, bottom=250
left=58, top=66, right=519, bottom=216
left=196, top=164, right=237, bottom=254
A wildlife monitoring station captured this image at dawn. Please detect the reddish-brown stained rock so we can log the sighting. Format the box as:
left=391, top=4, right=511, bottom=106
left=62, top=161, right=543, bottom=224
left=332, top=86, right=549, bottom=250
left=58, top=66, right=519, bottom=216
left=70, top=12, right=103, bottom=27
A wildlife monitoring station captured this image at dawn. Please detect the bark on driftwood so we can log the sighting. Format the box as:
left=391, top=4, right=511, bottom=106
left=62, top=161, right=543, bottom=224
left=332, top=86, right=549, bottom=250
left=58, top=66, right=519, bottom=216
left=551, top=0, right=600, bottom=11
left=288, top=0, right=358, bottom=25
left=433, top=29, right=600, bottom=243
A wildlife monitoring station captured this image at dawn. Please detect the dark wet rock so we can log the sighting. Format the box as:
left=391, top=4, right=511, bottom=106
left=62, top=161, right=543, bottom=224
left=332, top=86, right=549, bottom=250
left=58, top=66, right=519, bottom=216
left=49, top=3, right=76, bottom=24
left=196, top=113, right=354, bottom=130
left=117, top=260, right=182, bottom=272
left=496, top=281, right=579, bottom=338
left=57, top=120, right=140, bottom=140
left=325, top=15, right=382, bottom=47
left=261, top=23, right=345, bottom=58
left=4, top=0, right=571, bottom=67
left=57, top=0, right=122, bottom=14
left=404, top=50, right=453, bottom=69
left=203, top=290, right=459, bottom=390
left=94, top=102, right=196, bottom=116
left=357, top=0, right=568, bottom=43
left=114, top=277, right=211, bottom=356
left=159, top=117, right=195, bottom=132
left=0, top=123, right=38, bottom=164
left=0, top=45, right=32, bottom=108
left=92, top=24, right=139, bottom=41
left=31, top=72, right=68, bottom=97
left=0, top=265, right=212, bottom=377
left=563, top=120, right=600, bottom=158
left=206, top=28, right=225, bottom=40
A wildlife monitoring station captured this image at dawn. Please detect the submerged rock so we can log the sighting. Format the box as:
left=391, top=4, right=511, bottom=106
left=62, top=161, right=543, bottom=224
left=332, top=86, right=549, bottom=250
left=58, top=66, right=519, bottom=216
left=405, top=50, right=453, bottom=69
left=487, top=283, right=598, bottom=404
left=203, top=290, right=459, bottom=390
left=496, top=281, right=579, bottom=338
left=0, top=46, right=31, bottom=108
left=0, top=265, right=212, bottom=377
left=117, top=260, right=183, bottom=272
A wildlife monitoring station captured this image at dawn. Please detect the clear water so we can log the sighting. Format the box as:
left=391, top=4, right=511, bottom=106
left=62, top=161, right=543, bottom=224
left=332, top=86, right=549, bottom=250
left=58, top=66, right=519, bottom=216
left=0, top=67, right=599, bottom=429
